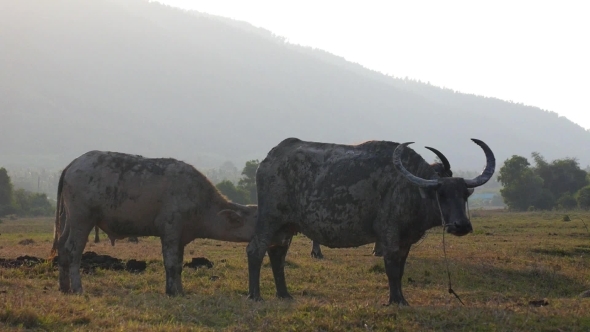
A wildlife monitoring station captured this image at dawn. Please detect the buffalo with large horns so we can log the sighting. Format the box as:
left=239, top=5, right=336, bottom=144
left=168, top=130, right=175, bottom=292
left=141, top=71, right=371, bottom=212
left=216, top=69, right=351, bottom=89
left=246, top=138, right=495, bottom=305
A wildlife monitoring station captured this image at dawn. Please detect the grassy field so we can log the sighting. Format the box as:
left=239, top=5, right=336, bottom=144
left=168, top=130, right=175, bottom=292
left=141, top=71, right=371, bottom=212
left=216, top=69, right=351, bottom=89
left=0, top=210, right=589, bottom=331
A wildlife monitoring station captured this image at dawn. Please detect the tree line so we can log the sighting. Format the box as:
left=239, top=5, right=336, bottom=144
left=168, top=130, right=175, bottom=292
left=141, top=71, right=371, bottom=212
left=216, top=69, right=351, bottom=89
left=214, top=160, right=259, bottom=204
left=498, top=153, right=590, bottom=210
left=3, top=153, right=589, bottom=218
left=0, top=168, right=54, bottom=217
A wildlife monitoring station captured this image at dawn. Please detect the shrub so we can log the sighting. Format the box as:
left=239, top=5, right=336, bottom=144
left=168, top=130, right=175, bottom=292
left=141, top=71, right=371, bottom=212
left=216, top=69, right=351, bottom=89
left=556, top=192, right=577, bottom=210
left=577, top=185, right=590, bottom=210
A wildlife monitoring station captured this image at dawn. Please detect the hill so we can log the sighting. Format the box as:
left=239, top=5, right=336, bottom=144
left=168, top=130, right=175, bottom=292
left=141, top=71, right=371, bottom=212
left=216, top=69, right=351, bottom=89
left=1, top=0, right=589, bottom=172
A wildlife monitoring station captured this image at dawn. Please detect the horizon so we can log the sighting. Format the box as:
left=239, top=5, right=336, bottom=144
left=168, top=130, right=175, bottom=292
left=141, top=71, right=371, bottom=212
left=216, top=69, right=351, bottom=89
left=156, top=0, right=590, bottom=130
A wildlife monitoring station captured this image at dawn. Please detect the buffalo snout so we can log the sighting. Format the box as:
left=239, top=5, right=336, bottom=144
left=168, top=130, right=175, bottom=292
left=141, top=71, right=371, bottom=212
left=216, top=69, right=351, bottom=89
left=446, top=222, right=473, bottom=236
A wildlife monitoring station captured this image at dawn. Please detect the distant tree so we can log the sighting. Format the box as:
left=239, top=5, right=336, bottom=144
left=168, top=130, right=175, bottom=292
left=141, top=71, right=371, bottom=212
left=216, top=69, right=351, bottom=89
left=29, top=192, right=53, bottom=216
left=216, top=180, right=250, bottom=204
left=577, top=185, right=590, bottom=210
left=498, top=155, right=544, bottom=210
left=0, top=168, right=15, bottom=216
left=13, top=189, right=30, bottom=213
left=534, top=189, right=556, bottom=210
left=556, top=192, right=577, bottom=210
left=498, top=153, right=588, bottom=211
left=238, top=160, right=259, bottom=204
left=12, top=189, right=54, bottom=216
left=533, top=153, right=588, bottom=199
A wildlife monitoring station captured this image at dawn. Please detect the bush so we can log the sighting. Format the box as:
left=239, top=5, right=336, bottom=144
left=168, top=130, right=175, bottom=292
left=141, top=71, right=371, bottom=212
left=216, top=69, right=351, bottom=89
left=12, top=189, right=54, bottom=217
left=557, top=192, right=577, bottom=210
left=534, top=189, right=556, bottom=210
left=216, top=180, right=250, bottom=204
left=577, top=186, right=590, bottom=210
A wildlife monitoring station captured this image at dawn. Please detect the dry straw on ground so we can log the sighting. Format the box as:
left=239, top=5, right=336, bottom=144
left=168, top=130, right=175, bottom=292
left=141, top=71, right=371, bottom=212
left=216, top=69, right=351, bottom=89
left=1, top=211, right=589, bottom=331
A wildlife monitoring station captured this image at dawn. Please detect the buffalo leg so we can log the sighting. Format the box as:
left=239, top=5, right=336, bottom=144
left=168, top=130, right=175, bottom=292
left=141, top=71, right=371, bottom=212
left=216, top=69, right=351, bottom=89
left=310, top=240, right=323, bottom=259
left=268, top=238, right=293, bottom=299
left=62, top=216, right=93, bottom=293
left=383, top=245, right=411, bottom=306
left=57, top=218, right=72, bottom=293
left=161, top=235, right=184, bottom=296
left=94, top=226, right=100, bottom=243
left=246, top=233, right=270, bottom=301
left=162, top=240, right=184, bottom=296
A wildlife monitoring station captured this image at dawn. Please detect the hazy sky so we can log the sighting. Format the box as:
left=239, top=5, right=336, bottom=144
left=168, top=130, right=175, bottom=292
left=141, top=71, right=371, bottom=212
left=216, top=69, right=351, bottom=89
left=157, top=0, right=589, bottom=130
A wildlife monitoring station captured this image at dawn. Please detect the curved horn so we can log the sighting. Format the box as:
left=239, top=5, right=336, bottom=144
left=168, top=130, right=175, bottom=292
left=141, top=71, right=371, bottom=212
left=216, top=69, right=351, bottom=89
left=425, top=146, right=451, bottom=174
left=392, top=142, right=439, bottom=188
left=464, top=138, right=496, bottom=188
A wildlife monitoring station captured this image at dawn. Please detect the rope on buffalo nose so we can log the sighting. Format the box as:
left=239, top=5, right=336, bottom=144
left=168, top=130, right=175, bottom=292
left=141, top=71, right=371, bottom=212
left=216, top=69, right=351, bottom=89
left=436, top=193, right=465, bottom=306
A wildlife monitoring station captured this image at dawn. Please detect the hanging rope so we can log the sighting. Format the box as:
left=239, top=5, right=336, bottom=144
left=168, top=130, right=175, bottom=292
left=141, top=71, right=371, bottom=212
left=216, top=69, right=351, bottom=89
left=436, top=193, right=465, bottom=306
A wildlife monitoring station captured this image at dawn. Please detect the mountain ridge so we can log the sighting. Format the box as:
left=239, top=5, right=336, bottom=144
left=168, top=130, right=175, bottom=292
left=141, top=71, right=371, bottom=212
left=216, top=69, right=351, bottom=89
left=1, top=0, right=588, bottom=172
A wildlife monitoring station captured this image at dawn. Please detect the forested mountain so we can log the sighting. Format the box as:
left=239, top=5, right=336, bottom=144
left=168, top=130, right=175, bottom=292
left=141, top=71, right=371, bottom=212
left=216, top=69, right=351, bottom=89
left=1, top=0, right=589, bottom=173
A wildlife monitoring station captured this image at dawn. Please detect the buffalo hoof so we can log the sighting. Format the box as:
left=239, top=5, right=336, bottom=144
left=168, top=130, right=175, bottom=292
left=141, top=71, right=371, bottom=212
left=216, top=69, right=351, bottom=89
left=310, top=251, right=324, bottom=259
left=276, top=293, right=294, bottom=300
left=372, top=250, right=383, bottom=257
left=247, top=294, right=264, bottom=302
left=383, top=300, right=409, bottom=307
left=165, top=288, right=184, bottom=297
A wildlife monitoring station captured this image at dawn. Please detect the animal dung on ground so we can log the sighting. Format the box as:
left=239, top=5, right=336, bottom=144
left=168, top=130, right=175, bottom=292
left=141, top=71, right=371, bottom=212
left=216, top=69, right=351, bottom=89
left=0, top=255, right=43, bottom=268
left=75, top=251, right=125, bottom=273
left=0, top=252, right=146, bottom=273
left=184, top=257, right=213, bottom=269
left=528, top=299, right=549, bottom=307
left=126, top=259, right=147, bottom=273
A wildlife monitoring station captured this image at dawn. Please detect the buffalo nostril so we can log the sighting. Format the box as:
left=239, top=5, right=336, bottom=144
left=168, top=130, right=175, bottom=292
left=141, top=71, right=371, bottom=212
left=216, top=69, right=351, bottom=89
left=447, top=223, right=473, bottom=236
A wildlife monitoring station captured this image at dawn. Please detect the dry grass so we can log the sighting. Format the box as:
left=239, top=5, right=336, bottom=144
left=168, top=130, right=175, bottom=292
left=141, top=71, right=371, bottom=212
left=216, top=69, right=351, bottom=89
left=1, top=211, right=589, bottom=331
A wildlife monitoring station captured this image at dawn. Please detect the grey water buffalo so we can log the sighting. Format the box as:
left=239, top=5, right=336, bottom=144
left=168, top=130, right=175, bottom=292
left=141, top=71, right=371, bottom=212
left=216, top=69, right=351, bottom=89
left=246, top=138, right=494, bottom=305
left=309, top=146, right=453, bottom=259
left=51, top=151, right=257, bottom=295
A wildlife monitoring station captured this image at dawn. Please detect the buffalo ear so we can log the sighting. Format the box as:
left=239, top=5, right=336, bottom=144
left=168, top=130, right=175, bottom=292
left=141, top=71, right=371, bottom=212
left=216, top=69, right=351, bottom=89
left=217, top=209, right=244, bottom=228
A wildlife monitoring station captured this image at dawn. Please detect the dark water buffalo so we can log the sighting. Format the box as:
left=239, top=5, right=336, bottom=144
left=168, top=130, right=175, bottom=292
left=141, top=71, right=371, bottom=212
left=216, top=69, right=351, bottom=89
left=310, top=146, right=453, bottom=259
left=51, top=151, right=257, bottom=295
left=246, top=138, right=494, bottom=305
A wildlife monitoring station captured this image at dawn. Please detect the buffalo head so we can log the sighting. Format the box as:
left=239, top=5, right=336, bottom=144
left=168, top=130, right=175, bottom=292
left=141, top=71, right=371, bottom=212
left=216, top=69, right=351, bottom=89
left=392, top=139, right=495, bottom=236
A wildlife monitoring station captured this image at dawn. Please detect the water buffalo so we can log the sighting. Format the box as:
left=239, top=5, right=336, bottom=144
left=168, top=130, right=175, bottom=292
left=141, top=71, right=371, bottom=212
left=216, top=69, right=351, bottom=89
left=246, top=138, right=494, bottom=305
left=310, top=146, right=453, bottom=259
left=51, top=151, right=257, bottom=295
